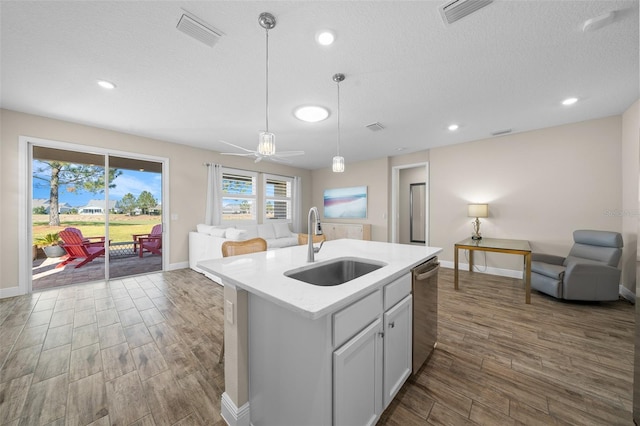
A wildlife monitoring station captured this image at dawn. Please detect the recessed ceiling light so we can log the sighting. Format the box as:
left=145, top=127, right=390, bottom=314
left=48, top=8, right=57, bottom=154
left=294, top=106, right=329, bottom=123
left=396, top=147, right=407, bottom=151
left=97, top=80, right=116, bottom=89
left=562, top=97, right=578, bottom=106
left=316, top=30, right=335, bottom=46
left=448, top=124, right=459, bottom=131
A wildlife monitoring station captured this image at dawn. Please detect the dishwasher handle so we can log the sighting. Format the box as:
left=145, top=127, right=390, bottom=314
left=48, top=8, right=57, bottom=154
left=414, top=263, right=440, bottom=281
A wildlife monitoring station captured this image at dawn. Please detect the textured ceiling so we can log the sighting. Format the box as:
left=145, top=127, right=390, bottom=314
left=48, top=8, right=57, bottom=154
left=1, top=1, right=638, bottom=170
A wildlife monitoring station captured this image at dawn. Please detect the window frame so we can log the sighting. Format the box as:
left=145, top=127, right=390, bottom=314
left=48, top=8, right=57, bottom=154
left=262, top=173, right=293, bottom=224
left=221, top=167, right=258, bottom=224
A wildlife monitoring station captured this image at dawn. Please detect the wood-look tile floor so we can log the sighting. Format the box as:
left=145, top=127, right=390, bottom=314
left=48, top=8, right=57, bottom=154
left=0, top=267, right=634, bottom=425
left=380, top=268, right=634, bottom=426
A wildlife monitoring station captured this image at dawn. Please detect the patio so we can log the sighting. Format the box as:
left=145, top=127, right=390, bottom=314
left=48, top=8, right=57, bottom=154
left=32, top=244, right=162, bottom=290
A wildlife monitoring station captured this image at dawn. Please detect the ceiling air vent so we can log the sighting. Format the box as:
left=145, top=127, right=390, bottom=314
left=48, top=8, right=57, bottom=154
left=439, top=0, right=493, bottom=25
left=366, top=122, right=385, bottom=132
left=176, top=13, right=223, bottom=48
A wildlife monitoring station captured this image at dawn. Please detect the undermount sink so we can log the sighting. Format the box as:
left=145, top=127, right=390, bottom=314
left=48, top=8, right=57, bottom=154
left=284, top=257, right=386, bottom=286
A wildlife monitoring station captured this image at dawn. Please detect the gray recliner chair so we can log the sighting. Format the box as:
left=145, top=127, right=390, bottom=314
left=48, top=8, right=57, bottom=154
left=531, top=230, right=623, bottom=301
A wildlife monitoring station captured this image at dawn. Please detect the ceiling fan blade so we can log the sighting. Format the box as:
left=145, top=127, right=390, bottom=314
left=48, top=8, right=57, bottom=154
left=270, top=156, right=293, bottom=164
left=273, top=150, right=305, bottom=157
left=220, top=152, right=255, bottom=157
left=219, top=140, right=256, bottom=153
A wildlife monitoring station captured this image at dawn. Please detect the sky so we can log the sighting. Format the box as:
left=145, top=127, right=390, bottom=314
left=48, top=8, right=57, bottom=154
left=33, top=162, right=162, bottom=207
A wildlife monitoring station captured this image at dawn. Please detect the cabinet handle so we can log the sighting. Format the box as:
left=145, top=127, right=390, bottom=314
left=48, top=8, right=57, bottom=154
left=388, top=322, right=395, bottom=329
left=378, top=332, right=384, bottom=338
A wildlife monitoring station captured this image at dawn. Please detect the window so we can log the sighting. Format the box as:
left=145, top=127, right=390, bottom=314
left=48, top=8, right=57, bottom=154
left=264, top=174, right=293, bottom=222
left=222, top=169, right=257, bottom=222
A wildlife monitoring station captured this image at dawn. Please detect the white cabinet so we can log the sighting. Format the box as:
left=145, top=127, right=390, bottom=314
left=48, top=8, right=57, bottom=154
left=321, top=222, right=371, bottom=241
left=333, top=273, right=412, bottom=424
left=383, top=295, right=413, bottom=408
left=333, top=318, right=383, bottom=426
left=247, top=273, right=413, bottom=426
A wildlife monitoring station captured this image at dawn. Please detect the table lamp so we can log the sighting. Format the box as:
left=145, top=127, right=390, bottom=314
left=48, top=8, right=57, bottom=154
left=468, top=204, right=488, bottom=240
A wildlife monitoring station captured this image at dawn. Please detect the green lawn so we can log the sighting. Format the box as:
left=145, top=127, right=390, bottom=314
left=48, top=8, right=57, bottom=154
left=32, top=214, right=161, bottom=245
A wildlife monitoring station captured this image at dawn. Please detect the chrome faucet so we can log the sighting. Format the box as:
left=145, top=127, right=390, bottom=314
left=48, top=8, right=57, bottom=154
left=307, top=206, right=324, bottom=262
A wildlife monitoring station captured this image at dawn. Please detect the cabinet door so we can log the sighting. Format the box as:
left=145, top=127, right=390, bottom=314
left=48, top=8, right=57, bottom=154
left=383, top=295, right=413, bottom=408
left=334, top=318, right=383, bottom=426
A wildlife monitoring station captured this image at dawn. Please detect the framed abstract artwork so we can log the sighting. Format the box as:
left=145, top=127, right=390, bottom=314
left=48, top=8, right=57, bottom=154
left=323, top=186, right=367, bottom=219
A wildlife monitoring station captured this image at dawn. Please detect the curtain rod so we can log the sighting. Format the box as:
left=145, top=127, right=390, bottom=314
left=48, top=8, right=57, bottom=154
left=203, top=162, right=297, bottom=180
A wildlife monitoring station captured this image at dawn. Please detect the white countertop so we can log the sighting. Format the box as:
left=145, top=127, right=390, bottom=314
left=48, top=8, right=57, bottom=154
left=198, top=239, right=441, bottom=319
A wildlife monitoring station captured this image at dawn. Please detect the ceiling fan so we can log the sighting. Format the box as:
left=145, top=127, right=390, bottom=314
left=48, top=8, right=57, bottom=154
left=219, top=140, right=304, bottom=163
left=219, top=12, right=305, bottom=164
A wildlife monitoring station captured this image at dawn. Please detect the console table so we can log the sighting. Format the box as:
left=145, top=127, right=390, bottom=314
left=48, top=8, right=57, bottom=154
left=321, top=222, right=371, bottom=241
left=454, top=237, right=532, bottom=304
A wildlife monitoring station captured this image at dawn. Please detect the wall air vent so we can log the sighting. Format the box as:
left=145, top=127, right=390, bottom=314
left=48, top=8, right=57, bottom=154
left=439, top=0, right=493, bottom=25
left=366, top=122, right=385, bottom=132
left=177, top=13, right=223, bottom=48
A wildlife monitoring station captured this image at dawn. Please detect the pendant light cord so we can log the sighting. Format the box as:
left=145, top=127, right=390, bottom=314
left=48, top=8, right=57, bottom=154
left=336, top=79, right=340, bottom=156
left=265, top=27, right=269, bottom=133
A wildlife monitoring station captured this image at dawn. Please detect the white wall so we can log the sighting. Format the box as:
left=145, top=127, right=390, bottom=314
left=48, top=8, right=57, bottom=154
left=430, top=116, right=624, bottom=276
left=311, top=157, right=389, bottom=241
left=622, top=99, right=639, bottom=294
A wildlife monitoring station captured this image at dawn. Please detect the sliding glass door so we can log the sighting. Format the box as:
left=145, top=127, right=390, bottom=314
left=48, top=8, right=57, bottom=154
left=108, top=156, right=163, bottom=279
left=30, top=144, right=164, bottom=290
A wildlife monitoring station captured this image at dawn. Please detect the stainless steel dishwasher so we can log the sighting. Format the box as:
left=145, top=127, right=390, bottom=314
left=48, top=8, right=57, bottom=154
left=412, top=256, right=439, bottom=374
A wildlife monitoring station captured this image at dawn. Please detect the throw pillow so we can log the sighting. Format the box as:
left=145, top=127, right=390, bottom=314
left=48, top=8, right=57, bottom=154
left=208, top=228, right=227, bottom=238
left=226, top=228, right=248, bottom=241
left=196, top=224, right=216, bottom=234
left=258, top=224, right=276, bottom=240
left=273, top=222, right=292, bottom=239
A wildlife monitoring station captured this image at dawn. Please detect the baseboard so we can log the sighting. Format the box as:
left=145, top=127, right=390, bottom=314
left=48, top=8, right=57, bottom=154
left=168, top=261, right=189, bottom=271
left=439, top=260, right=523, bottom=279
left=619, top=284, right=635, bottom=304
left=0, top=286, right=23, bottom=299
left=221, top=392, right=250, bottom=426
left=441, top=260, right=635, bottom=302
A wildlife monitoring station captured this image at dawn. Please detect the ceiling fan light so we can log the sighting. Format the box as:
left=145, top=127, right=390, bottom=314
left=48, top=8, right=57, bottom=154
left=258, top=132, right=276, bottom=156
left=332, top=155, right=345, bottom=173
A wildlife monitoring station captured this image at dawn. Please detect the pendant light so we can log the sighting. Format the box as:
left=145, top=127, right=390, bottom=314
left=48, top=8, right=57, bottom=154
left=332, top=73, right=345, bottom=172
left=258, top=12, right=276, bottom=156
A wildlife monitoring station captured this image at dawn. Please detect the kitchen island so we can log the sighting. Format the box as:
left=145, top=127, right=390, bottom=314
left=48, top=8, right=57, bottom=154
left=198, top=239, right=441, bottom=426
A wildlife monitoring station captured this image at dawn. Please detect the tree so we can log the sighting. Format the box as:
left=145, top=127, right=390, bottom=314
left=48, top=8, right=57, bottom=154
left=33, top=161, right=122, bottom=226
left=137, top=191, right=157, bottom=215
left=240, top=200, right=250, bottom=214
left=118, top=193, right=137, bottom=216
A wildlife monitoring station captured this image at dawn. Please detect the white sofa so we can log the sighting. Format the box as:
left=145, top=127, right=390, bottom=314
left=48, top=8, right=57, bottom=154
left=189, top=222, right=299, bottom=280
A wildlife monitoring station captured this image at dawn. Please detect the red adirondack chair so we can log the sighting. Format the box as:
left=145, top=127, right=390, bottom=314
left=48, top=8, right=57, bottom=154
left=133, top=224, right=162, bottom=258
left=57, top=229, right=106, bottom=269
left=63, top=227, right=105, bottom=248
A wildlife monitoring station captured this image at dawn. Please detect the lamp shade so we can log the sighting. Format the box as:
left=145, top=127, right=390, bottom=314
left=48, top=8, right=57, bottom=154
left=332, top=155, right=345, bottom=173
left=468, top=203, right=488, bottom=218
